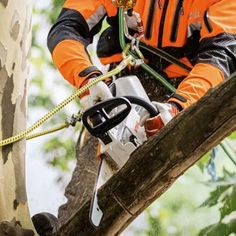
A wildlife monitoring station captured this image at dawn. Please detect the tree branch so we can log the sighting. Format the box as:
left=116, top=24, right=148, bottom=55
left=59, top=74, right=236, bottom=236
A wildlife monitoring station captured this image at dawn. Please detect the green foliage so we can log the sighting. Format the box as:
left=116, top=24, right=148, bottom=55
left=34, top=0, right=64, bottom=25
left=198, top=168, right=236, bottom=236
left=139, top=139, right=236, bottom=236
left=145, top=209, right=165, bottom=236
left=199, top=220, right=236, bottom=236
left=43, top=136, right=76, bottom=172
left=199, top=185, right=230, bottom=208
left=229, top=131, right=236, bottom=140
left=220, top=187, right=236, bottom=220
left=197, top=153, right=210, bottom=173
left=199, top=169, right=235, bottom=208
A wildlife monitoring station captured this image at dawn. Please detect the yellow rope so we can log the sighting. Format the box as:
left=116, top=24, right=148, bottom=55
left=0, top=55, right=134, bottom=147
left=26, top=122, right=70, bottom=140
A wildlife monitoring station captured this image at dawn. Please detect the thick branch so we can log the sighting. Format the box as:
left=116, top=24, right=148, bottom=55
left=59, top=74, right=236, bottom=236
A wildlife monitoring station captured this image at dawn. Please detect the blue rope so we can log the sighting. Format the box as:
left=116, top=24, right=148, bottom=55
left=206, top=147, right=218, bottom=181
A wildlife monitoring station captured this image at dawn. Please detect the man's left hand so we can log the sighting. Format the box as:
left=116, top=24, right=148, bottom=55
left=144, top=102, right=180, bottom=137
left=80, top=79, right=113, bottom=111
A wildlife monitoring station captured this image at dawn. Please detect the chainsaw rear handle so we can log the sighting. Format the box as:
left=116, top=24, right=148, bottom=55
left=82, top=97, right=132, bottom=137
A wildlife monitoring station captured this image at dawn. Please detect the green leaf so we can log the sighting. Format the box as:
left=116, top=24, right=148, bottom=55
left=199, top=185, right=230, bottom=208
left=145, top=209, right=165, bottom=236
left=198, top=222, right=229, bottom=236
left=197, top=153, right=210, bottom=173
left=43, top=136, right=76, bottom=172
left=200, top=169, right=236, bottom=208
left=220, top=187, right=236, bottom=220
left=222, top=167, right=236, bottom=178
left=229, top=131, right=236, bottom=140
left=198, top=219, right=236, bottom=236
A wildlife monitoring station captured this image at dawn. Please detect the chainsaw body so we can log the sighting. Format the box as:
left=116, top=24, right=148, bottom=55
left=102, top=75, right=152, bottom=167
left=82, top=75, right=158, bottom=227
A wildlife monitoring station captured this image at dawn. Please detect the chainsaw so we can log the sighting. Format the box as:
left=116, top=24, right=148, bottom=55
left=82, top=75, right=158, bottom=227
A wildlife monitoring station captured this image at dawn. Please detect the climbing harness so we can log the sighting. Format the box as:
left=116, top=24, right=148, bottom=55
left=119, top=8, right=177, bottom=92
left=123, top=10, right=144, bottom=42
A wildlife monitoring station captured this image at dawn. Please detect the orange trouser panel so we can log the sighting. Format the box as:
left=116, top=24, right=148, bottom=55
left=169, top=63, right=224, bottom=109
left=52, top=39, right=96, bottom=88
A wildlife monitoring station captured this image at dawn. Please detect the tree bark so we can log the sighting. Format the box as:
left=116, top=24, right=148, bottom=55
left=58, top=74, right=236, bottom=236
left=0, top=0, right=35, bottom=234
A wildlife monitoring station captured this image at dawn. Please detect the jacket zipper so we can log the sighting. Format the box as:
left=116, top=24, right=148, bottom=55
left=158, top=0, right=169, bottom=48
left=145, top=0, right=157, bottom=39
left=204, top=10, right=213, bottom=33
left=170, top=0, right=184, bottom=42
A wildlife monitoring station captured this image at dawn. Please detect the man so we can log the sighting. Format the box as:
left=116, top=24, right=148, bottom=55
left=32, top=1, right=236, bottom=234
left=47, top=0, right=236, bottom=136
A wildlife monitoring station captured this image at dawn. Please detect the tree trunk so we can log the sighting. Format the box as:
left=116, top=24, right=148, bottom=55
left=57, top=74, right=236, bottom=235
left=0, top=0, right=35, bottom=235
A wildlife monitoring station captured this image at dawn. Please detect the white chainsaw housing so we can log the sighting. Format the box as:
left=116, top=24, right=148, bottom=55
left=90, top=75, right=152, bottom=227
left=100, top=75, right=151, bottom=177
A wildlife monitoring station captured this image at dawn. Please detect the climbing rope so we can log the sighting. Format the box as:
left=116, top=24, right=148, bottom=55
left=26, top=113, right=82, bottom=140
left=26, top=122, right=70, bottom=141
left=119, top=8, right=177, bottom=93
left=1, top=6, right=236, bottom=172
left=0, top=55, right=134, bottom=147
left=206, top=147, right=218, bottom=181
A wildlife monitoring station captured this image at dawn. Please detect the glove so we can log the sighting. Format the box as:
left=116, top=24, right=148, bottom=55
left=80, top=78, right=113, bottom=111
left=143, top=102, right=180, bottom=137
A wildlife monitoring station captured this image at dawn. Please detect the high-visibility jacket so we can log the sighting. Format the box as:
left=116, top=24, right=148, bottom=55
left=48, top=0, right=236, bottom=109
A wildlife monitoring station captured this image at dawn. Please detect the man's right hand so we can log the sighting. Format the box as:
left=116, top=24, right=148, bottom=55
left=80, top=79, right=113, bottom=111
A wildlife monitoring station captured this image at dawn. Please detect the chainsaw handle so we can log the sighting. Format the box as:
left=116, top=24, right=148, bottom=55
left=124, top=96, right=159, bottom=117
left=82, top=97, right=132, bottom=138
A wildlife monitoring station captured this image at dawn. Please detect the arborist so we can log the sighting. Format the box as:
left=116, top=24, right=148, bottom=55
left=31, top=0, right=236, bottom=234
left=47, top=0, right=236, bottom=137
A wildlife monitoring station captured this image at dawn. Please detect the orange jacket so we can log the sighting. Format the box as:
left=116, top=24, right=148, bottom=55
left=48, top=0, right=236, bottom=109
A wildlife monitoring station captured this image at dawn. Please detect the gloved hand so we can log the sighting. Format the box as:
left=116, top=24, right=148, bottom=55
left=80, top=78, right=113, bottom=111
left=141, top=102, right=180, bottom=137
